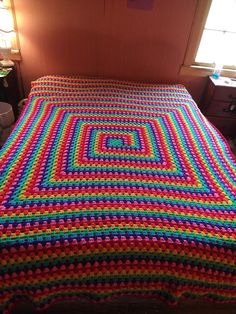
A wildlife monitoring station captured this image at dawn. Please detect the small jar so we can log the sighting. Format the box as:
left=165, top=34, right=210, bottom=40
left=212, top=63, right=223, bottom=79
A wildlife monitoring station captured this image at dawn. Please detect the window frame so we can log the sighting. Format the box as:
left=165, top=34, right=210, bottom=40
left=180, top=0, right=236, bottom=77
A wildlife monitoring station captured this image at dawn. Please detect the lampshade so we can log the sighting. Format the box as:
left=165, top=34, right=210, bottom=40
left=0, top=3, right=15, bottom=67
left=0, top=3, right=14, bottom=33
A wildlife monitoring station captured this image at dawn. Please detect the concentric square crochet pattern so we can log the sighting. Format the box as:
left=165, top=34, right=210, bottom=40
left=0, top=76, right=235, bottom=313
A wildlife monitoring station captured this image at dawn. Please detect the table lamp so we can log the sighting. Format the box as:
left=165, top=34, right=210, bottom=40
left=0, top=2, right=15, bottom=67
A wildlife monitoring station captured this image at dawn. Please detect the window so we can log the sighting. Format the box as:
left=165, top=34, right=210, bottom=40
left=181, top=0, right=236, bottom=77
left=196, top=0, right=236, bottom=67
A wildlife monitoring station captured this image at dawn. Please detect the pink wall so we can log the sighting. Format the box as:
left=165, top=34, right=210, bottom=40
left=13, top=0, right=207, bottom=103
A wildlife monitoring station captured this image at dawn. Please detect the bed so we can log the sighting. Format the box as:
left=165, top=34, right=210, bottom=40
left=0, top=76, right=235, bottom=313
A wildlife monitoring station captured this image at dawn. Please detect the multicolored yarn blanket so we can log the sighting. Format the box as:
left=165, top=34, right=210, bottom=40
left=0, top=76, right=235, bottom=313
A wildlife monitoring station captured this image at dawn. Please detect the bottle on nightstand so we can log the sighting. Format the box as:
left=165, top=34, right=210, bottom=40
left=212, top=62, right=223, bottom=80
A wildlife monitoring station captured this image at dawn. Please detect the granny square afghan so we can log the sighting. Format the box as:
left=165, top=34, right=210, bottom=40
left=0, top=76, right=235, bottom=312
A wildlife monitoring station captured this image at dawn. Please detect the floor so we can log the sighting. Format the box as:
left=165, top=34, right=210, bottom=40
left=10, top=298, right=236, bottom=314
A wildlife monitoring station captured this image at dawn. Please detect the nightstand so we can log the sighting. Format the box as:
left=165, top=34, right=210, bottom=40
left=201, top=76, right=236, bottom=138
left=0, top=66, right=20, bottom=120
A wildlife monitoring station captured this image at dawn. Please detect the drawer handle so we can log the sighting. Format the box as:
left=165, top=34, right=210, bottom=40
left=3, top=78, right=8, bottom=88
left=223, top=102, right=236, bottom=114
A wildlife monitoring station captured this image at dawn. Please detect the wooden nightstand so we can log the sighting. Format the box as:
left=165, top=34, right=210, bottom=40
left=0, top=66, right=20, bottom=120
left=201, top=76, right=236, bottom=138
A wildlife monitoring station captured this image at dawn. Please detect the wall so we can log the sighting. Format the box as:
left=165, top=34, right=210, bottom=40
left=13, top=0, right=207, bottom=103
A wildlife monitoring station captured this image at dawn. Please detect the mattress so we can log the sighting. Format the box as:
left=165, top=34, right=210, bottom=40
left=0, top=76, right=235, bottom=313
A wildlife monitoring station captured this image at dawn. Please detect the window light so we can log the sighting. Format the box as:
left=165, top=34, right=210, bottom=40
left=195, top=0, right=236, bottom=67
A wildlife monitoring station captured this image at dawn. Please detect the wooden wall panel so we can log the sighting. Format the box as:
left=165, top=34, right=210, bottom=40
left=13, top=0, right=207, bottom=103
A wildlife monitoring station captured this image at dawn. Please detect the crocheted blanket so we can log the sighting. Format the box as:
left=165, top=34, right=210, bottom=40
left=0, top=76, right=235, bottom=313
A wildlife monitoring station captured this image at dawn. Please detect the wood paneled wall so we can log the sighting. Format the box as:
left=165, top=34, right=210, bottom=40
left=13, top=0, right=207, bottom=103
